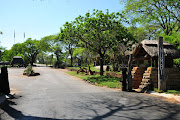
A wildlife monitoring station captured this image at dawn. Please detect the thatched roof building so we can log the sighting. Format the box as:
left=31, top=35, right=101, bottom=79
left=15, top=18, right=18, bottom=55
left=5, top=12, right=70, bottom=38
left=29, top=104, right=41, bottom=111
left=133, top=40, right=180, bottom=67
left=11, top=56, right=24, bottom=66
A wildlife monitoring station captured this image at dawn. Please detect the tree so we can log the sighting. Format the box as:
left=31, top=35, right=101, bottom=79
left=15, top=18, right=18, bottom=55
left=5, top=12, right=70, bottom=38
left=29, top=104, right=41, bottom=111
left=122, top=0, right=180, bottom=35
left=60, top=22, right=78, bottom=67
left=75, top=10, right=136, bottom=75
left=23, top=38, right=40, bottom=65
left=127, top=26, right=148, bottom=41
left=1, top=49, right=13, bottom=62
left=11, top=43, right=24, bottom=56
left=41, top=35, right=63, bottom=62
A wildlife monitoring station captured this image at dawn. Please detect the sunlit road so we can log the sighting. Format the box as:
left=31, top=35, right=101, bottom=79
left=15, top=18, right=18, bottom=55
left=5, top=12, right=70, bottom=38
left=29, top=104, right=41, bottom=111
left=0, top=67, right=180, bottom=120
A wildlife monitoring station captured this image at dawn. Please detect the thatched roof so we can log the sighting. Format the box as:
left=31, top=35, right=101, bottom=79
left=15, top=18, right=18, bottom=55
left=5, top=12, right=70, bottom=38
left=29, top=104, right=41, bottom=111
left=133, top=40, right=180, bottom=58
left=11, top=56, right=24, bottom=65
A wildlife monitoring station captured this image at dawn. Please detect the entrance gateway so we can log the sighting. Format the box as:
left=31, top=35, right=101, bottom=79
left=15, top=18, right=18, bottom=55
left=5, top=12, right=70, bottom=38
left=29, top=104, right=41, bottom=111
left=131, top=39, right=180, bottom=92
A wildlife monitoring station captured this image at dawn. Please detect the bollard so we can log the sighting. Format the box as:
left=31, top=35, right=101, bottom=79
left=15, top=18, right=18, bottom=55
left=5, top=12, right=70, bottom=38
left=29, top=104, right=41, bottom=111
left=0, top=67, right=10, bottom=95
left=122, top=68, right=127, bottom=91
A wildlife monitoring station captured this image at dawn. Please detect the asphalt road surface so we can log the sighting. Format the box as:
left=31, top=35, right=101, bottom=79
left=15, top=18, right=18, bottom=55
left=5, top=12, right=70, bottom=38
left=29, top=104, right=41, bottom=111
left=0, top=67, right=180, bottom=120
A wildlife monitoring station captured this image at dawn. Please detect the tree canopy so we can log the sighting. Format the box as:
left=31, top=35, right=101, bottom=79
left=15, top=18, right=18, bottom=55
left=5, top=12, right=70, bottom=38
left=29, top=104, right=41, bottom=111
left=122, top=0, right=180, bottom=35
left=74, top=9, right=136, bottom=75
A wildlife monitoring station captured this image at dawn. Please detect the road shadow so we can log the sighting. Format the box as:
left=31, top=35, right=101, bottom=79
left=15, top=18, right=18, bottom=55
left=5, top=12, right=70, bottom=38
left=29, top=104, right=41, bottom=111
left=0, top=100, right=70, bottom=120
left=72, top=92, right=180, bottom=120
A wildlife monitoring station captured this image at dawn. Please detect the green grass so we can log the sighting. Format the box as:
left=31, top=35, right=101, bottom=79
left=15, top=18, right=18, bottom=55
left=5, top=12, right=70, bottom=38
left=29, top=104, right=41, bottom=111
left=66, top=71, right=121, bottom=88
left=67, top=67, right=100, bottom=72
left=67, top=67, right=123, bottom=74
left=154, top=88, right=180, bottom=95
left=66, top=71, right=100, bottom=80
left=165, top=90, right=180, bottom=95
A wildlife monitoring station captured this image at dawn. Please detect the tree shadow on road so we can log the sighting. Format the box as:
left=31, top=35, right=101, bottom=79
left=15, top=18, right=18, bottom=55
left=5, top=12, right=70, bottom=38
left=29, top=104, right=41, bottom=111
left=0, top=100, right=70, bottom=120
left=72, top=92, right=180, bottom=120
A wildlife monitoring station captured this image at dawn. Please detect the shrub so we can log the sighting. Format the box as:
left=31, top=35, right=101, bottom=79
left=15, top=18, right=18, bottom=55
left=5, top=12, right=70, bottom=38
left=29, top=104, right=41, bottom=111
left=54, top=61, right=67, bottom=69
left=24, top=66, right=34, bottom=76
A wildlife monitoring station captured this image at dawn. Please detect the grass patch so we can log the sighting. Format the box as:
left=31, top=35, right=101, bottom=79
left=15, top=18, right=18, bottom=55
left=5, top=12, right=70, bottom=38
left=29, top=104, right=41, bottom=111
left=154, top=88, right=164, bottom=93
left=67, top=67, right=100, bottom=72
left=66, top=71, right=121, bottom=88
left=66, top=71, right=100, bottom=80
left=154, top=88, right=180, bottom=95
left=165, top=90, right=180, bottom=95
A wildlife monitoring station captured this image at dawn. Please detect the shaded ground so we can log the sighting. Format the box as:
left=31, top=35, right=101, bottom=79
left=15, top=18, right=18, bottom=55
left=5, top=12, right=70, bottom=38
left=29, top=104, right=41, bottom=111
left=0, top=67, right=180, bottom=120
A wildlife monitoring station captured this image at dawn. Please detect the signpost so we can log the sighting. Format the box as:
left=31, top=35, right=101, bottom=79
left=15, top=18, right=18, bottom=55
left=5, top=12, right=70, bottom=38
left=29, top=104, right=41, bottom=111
left=158, top=37, right=166, bottom=91
left=127, top=54, right=133, bottom=91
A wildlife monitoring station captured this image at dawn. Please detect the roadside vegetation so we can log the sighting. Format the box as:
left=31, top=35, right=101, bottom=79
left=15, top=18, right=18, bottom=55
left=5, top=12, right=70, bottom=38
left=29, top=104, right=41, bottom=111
left=66, top=71, right=121, bottom=88
left=165, top=90, right=180, bottom=95
left=154, top=88, right=180, bottom=95
left=0, top=1, right=179, bottom=91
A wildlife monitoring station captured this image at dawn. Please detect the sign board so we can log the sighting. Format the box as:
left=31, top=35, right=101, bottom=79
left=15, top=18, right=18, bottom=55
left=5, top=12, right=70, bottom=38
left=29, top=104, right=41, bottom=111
left=158, top=37, right=165, bottom=79
left=158, top=37, right=166, bottom=91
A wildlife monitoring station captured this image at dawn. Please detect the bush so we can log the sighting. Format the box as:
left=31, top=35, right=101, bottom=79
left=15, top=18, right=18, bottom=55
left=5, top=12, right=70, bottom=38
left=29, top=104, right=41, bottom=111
left=24, top=66, right=34, bottom=76
left=54, top=61, right=67, bottom=69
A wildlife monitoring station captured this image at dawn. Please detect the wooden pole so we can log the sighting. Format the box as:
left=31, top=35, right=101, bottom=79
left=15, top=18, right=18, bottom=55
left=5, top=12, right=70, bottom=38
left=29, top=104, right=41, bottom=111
left=122, top=68, right=127, bottom=91
left=151, top=57, right=153, bottom=67
left=158, top=37, right=166, bottom=91
left=127, top=54, right=133, bottom=91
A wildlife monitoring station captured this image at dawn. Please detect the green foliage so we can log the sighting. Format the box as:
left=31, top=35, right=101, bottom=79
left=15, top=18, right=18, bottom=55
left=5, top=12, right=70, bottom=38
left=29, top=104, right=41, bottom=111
left=1, top=49, right=13, bottom=62
left=127, top=26, right=148, bottom=41
left=162, top=32, right=180, bottom=49
left=122, top=0, right=180, bottom=35
left=54, top=60, right=66, bottom=69
left=154, top=88, right=164, bottom=93
left=24, top=66, right=34, bottom=76
left=23, top=38, right=40, bottom=65
left=60, top=22, right=78, bottom=66
left=75, top=9, right=136, bottom=75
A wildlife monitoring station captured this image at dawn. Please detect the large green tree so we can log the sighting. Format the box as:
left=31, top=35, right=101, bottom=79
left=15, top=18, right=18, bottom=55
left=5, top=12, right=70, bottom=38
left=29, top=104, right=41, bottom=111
left=75, top=10, right=136, bottom=75
left=41, top=35, right=63, bottom=62
left=122, top=0, right=180, bottom=35
left=23, top=38, right=40, bottom=65
left=60, top=22, right=78, bottom=67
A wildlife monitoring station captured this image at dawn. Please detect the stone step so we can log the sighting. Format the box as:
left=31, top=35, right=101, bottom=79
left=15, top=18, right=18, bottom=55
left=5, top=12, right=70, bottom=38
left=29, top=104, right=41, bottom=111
left=143, top=76, right=150, bottom=79
left=139, top=85, right=145, bottom=89
left=136, top=88, right=143, bottom=92
left=142, top=79, right=150, bottom=82
left=143, top=73, right=151, bottom=76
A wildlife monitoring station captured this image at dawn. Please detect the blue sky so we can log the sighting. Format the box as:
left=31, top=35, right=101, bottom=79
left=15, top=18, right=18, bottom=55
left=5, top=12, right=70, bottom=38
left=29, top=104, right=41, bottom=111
left=0, top=0, right=124, bottom=50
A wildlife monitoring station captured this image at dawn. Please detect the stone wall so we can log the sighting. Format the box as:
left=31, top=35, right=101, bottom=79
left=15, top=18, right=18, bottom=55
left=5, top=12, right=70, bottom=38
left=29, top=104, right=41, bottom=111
left=131, top=67, right=146, bottom=89
left=136, top=67, right=180, bottom=91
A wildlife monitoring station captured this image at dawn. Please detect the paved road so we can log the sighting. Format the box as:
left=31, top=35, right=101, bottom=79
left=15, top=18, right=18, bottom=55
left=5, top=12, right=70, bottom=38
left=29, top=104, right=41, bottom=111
left=0, top=67, right=180, bottom=120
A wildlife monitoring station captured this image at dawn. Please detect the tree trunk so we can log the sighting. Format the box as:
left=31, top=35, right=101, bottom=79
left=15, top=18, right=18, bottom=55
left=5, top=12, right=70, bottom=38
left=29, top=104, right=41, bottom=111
left=100, top=54, right=104, bottom=76
left=70, top=54, right=73, bottom=67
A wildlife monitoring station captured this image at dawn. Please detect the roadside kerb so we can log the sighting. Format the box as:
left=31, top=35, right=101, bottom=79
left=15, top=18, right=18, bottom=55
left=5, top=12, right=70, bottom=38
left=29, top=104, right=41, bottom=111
left=149, top=91, right=180, bottom=103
